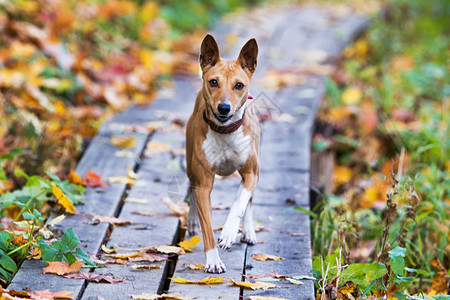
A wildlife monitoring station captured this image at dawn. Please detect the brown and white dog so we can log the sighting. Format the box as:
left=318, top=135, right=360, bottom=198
left=185, top=34, right=260, bottom=273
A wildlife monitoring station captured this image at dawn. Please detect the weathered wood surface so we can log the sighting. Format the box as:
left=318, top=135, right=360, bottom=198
left=9, top=3, right=370, bottom=299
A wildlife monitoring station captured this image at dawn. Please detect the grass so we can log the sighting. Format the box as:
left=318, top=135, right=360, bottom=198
left=311, top=0, right=449, bottom=297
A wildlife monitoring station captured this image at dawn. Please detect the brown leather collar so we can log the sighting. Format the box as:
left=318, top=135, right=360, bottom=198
left=203, top=109, right=246, bottom=134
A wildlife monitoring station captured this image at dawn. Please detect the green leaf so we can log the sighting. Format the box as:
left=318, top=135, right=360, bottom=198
left=0, top=232, right=12, bottom=252
left=295, top=206, right=318, bottom=218
left=389, top=246, right=406, bottom=275
left=64, top=252, right=77, bottom=265
left=361, top=279, right=377, bottom=298
left=75, top=248, right=96, bottom=267
left=61, top=228, right=80, bottom=251
left=22, top=212, right=35, bottom=220
left=38, top=240, right=58, bottom=262
left=341, top=263, right=387, bottom=291
left=0, top=254, right=17, bottom=272
left=404, top=267, right=428, bottom=276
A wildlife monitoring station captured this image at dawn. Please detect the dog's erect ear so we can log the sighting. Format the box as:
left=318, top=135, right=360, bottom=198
left=237, top=38, right=258, bottom=74
left=200, top=34, right=220, bottom=70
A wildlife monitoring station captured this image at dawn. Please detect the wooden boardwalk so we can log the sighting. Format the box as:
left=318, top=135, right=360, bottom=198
left=9, top=3, right=369, bottom=299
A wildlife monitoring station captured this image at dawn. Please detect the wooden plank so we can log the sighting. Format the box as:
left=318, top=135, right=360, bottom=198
left=81, top=130, right=186, bottom=298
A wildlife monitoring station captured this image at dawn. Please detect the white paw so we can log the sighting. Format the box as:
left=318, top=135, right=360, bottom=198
left=218, top=218, right=239, bottom=249
left=241, top=225, right=257, bottom=245
left=204, top=248, right=226, bottom=273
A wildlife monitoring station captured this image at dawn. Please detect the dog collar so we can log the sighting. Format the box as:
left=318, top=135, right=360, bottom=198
left=203, top=109, right=246, bottom=134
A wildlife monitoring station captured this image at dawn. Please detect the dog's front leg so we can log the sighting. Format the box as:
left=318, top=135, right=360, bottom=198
left=219, top=172, right=257, bottom=249
left=187, top=186, right=198, bottom=236
left=194, top=182, right=226, bottom=273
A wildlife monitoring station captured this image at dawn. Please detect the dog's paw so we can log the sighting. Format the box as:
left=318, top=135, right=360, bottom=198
left=204, top=248, right=226, bottom=273
left=240, top=227, right=257, bottom=245
left=218, top=221, right=239, bottom=249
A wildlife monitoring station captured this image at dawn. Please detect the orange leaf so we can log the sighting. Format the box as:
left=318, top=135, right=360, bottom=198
left=43, top=261, right=83, bottom=275
left=69, top=169, right=86, bottom=187
left=83, top=169, right=108, bottom=188
left=251, top=254, right=284, bottom=261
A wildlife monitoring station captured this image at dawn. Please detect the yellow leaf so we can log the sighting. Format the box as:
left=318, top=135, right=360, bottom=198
left=249, top=297, right=288, bottom=300
left=171, top=276, right=225, bottom=285
left=251, top=254, right=284, bottom=261
left=101, top=244, right=116, bottom=254
left=107, top=176, right=136, bottom=185
left=145, top=142, right=171, bottom=157
left=130, top=292, right=196, bottom=300
left=178, top=236, right=201, bottom=252
left=333, top=166, right=353, bottom=188
left=229, top=279, right=276, bottom=290
left=139, top=2, right=159, bottom=23
left=342, top=87, right=362, bottom=105
left=52, top=184, right=76, bottom=214
left=154, top=245, right=185, bottom=255
left=69, top=169, right=86, bottom=187
left=104, top=251, right=146, bottom=259
left=110, top=135, right=136, bottom=148
left=184, top=263, right=205, bottom=270
left=338, top=283, right=358, bottom=294
left=130, top=264, right=161, bottom=270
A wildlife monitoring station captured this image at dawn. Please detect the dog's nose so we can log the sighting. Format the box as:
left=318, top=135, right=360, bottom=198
left=217, top=103, right=231, bottom=115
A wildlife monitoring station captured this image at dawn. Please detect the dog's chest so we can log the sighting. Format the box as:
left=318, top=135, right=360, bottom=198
left=202, top=127, right=251, bottom=176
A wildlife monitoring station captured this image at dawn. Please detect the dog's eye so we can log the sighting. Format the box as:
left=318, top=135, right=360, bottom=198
left=209, top=79, right=218, bottom=87
left=235, top=82, right=244, bottom=90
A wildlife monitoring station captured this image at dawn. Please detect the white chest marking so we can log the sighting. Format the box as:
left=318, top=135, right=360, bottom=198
left=202, top=127, right=251, bottom=176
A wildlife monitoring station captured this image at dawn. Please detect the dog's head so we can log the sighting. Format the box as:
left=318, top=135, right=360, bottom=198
left=199, top=34, right=258, bottom=124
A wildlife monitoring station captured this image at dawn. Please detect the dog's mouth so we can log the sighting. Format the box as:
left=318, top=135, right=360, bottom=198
left=212, top=111, right=232, bottom=123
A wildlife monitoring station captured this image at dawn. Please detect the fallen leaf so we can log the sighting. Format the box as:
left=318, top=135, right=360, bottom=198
left=184, top=263, right=205, bottom=270
left=107, top=176, right=136, bottom=185
left=83, top=170, right=108, bottom=188
left=130, top=292, right=197, bottom=300
left=338, top=283, right=358, bottom=294
left=91, top=214, right=132, bottom=225
left=429, top=259, right=448, bottom=295
left=246, top=271, right=287, bottom=280
left=68, top=169, right=87, bottom=187
left=104, top=251, right=146, bottom=259
left=52, top=184, right=76, bottom=214
left=0, top=288, right=74, bottom=299
left=131, top=264, right=162, bottom=270
left=115, top=150, right=136, bottom=158
left=154, top=245, right=185, bottom=255
left=43, top=261, right=83, bottom=275
left=47, top=214, right=66, bottom=227
left=251, top=254, right=284, bottom=261
left=145, top=141, right=171, bottom=157
left=249, top=297, right=288, bottom=300
left=229, top=279, right=276, bottom=290
left=128, top=253, right=167, bottom=263
left=333, top=165, right=353, bottom=189
left=160, top=197, right=188, bottom=219
left=286, top=278, right=303, bottom=285
left=125, top=198, right=149, bottom=204
left=64, top=272, right=124, bottom=283
left=178, top=235, right=201, bottom=252
left=101, top=244, right=116, bottom=254
left=111, top=135, right=136, bottom=148
left=171, top=276, right=225, bottom=285
left=132, top=209, right=153, bottom=216
left=342, top=87, right=362, bottom=105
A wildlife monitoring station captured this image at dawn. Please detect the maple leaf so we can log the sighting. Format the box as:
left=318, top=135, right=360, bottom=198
left=52, top=184, right=76, bottom=214
left=64, top=272, right=124, bottom=283
left=91, top=214, right=132, bottom=226
left=68, top=169, right=86, bottom=187
left=83, top=169, right=108, bottom=188
left=229, top=279, right=276, bottom=290
left=43, top=261, right=83, bottom=276
left=178, top=235, right=201, bottom=252
left=1, top=288, right=75, bottom=299
left=251, top=254, right=284, bottom=261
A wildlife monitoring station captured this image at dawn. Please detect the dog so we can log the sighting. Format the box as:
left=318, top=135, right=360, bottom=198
left=185, top=34, right=259, bottom=273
